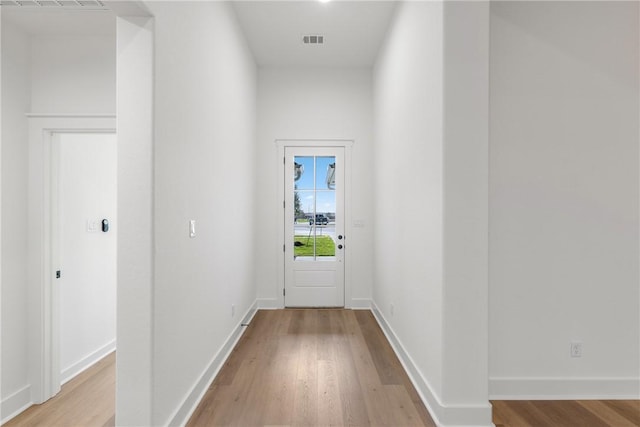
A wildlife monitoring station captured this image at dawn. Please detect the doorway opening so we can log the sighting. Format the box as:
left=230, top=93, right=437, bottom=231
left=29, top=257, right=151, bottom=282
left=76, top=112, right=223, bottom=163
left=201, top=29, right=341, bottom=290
left=26, top=116, right=117, bottom=408
left=277, top=140, right=353, bottom=308
left=52, top=132, right=117, bottom=387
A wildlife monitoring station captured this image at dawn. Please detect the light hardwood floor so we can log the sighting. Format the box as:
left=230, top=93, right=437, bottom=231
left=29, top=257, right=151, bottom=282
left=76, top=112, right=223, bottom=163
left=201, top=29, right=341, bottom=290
left=492, top=399, right=640, bottom=427
left=4, top=311, right=639, bottom=427
left=187, top=309, right=436, bottom=427
left=4, top=352, right=115, bottom=427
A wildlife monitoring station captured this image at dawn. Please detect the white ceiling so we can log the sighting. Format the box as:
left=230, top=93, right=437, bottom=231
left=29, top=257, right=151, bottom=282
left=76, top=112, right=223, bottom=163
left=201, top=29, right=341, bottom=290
left=2, top=8, right=115, bottom=36
left=232, top=1, right=397, bottom=67
left=2, top=1, right=395, bottom=65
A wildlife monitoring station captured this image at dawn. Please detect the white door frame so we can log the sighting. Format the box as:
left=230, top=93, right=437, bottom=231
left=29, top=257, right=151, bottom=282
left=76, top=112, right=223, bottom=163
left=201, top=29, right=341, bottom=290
left=27, top=114, right=116, bottom=403
left=275, top=139, right=354, bottom=309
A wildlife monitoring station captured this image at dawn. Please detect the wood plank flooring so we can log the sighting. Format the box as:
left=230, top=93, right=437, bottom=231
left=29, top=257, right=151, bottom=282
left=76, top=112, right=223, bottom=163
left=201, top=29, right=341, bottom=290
left=492, top=400, right=640, bottom=427
left=187, top=309, right=437, bottom=427
left=3, top=313, right=638, bottom=427
left=4, top=352, right=115, bottom=427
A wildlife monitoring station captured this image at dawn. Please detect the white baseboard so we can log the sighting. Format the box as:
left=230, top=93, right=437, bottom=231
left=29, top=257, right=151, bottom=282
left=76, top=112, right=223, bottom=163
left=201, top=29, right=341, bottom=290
left=166, top=300, right=258, bottom=427
left=349, top=298, right=371, bottom=309
left=258, top=297, right=370, bottom=310
left=490, top=377, right=640, bottom=400
left=371, top=302, right=494, bottom=427
left=370, top=302, right=444, bottom=424
left=256, top=297, right=279, bottom=309
left=61, top=339, right=116, bottom=385
left=1, top=385, right=32, bottom=425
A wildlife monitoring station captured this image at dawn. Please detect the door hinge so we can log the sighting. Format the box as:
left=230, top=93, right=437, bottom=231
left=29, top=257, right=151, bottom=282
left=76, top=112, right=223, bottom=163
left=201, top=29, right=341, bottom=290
left=283, top=200, right=285, bottom=209
left=283, top=288, right=286, bottom=296
left=55, top=270, right=61, bottom=279
left=283, top=244, right=285, bottom=252
left=283, top=156, right=286, bottom=164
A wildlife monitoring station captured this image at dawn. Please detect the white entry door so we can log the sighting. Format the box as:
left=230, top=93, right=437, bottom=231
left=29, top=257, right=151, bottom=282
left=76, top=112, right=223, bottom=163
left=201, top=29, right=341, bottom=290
left=284, top=147, right=345, bottom=307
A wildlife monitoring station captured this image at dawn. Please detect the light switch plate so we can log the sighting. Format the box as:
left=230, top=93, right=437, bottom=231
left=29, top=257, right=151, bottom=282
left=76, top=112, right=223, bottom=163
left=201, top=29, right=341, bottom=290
left=189, top=220, right=196, bottom=238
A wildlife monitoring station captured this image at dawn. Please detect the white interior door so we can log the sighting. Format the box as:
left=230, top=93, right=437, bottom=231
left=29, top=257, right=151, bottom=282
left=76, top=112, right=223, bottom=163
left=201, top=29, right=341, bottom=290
left=284, top=147, right=345, bottom=307
left=53, top=132, right=117, bottom=385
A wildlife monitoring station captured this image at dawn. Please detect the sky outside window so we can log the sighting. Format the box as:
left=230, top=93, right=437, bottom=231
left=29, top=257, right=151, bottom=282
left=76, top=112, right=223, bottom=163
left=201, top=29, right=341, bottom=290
left=295, top=156, right=336, bottom=215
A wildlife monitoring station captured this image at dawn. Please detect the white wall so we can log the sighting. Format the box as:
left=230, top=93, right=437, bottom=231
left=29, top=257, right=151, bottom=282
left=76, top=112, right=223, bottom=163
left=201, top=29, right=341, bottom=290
left=0, top=10, right=3, bottom=424
left=115, top=15, right=154, bottom=426
left=256, top=67, right=373, bottom=307
left=58, top=133, right=117, bottom=383
left=146, top=2, right=257, bottom=424
left=373, top=0, right=445, bottom=414
left=1, top=17, right=31, bottom=421
left=373, top=2, right=491, bottom=425
left=489, top=1, right=640, bottom=398
left=31, top=35, right=115, bottom=114
left=441, top=0, right=490, bottom=413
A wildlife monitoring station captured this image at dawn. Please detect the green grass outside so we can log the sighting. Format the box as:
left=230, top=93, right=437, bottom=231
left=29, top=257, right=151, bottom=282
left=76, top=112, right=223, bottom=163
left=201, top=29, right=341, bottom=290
left=294, top=235, right=335, bottom=257
left=296, top=218, right=309, bottom=223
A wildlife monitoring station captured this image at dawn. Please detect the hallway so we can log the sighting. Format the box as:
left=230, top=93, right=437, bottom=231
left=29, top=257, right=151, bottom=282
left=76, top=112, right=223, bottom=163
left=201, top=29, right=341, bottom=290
left=3, top=1, right=638, bottom=425
left=187, top=309, right=436, bottom=426
left=3, top=311, right=638, bottom=426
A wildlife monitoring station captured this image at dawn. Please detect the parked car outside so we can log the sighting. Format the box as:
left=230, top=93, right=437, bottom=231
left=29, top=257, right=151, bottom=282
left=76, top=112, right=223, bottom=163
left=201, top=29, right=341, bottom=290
left=309, top=214, right=329, bottom=226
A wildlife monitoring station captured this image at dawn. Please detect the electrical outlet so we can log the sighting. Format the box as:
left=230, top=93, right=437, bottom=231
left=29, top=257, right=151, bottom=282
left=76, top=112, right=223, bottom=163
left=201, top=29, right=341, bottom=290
left=390, top=303, right=394, bottom=317
left=231, top=304, right=235, bottom=317
left=570, top=341, right=582, bottom=358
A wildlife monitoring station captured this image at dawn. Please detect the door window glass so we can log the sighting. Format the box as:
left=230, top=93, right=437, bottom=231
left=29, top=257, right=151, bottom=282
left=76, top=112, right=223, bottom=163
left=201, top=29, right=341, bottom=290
left=293, top=156, right=336, bottom=261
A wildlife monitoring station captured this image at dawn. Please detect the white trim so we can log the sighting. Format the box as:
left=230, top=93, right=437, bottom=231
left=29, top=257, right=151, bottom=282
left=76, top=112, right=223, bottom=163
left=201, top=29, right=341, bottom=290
left=0, top=8, right=5, bottom=424
left=275, top=139, right=354, bottom=309
left=27, top=116, right=117, bottom=404
left=1, top=385, right=32, bottom=425
left=489, top=377, right=640, bottom=400
left=371, top=302, right=494, bottom=427
left=61, top=341, right=116, bottom=385
left=26, top=113, right=116, bottom=119
left=348, top=298, right=372, bottom=309
left=371, top=302, right=445, bottom=426
left=276, top=139, right=354, bottom=148
left=166, top=301, right=259, bottom=427
left=256, top=297, right=280, bottom=309
left=0, top=8, right=3, bottom=424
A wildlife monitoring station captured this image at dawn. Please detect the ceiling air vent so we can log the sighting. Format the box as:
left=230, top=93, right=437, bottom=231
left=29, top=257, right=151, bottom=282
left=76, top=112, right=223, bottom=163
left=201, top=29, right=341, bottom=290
left=302, top=35, right=324, bottom=45
left=0, top=0, right=106, bottom=8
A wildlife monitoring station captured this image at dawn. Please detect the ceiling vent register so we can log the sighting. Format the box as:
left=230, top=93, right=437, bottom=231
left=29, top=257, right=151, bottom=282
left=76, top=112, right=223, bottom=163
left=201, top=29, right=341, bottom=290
left=302, top=35, right=324, bottom=45
left=0, top=0, right=106, bottom=8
